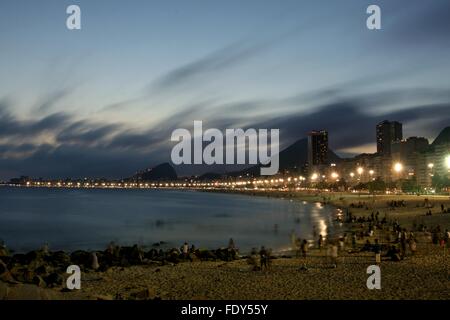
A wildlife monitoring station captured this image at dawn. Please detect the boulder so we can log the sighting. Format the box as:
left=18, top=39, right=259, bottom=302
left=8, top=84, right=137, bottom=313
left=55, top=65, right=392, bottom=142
left=11, top=254, right=28, bottom=265
left=23, top=269, right=35, bottom=283
left=0, top=259, right=7, bottom=274
left=70, top=250, right=91, bottom=268
left=119, top=245, right=144, bottom=265
left=0, top=246, right=10, bottom=257
left=34, top=264, right=50, bottom=275
left=32, top=275, right=46, bottom=288
left=45, top=251, right=71, bottom=268
left=144, top=249, right=159, bottom=260
left=45, top=273, right=63, bottom=288
left=198, top=250, right=216, bottom=261
left=130, top=287, right=157, bottom=300
left=91, top=252, right=100, bottom=270
left=9, top=265, right=27, bottom=283
left=24, top=250, right=47, bottom=264
left=0, top=259, right=15, bottom=283
left=189, top=253, right=199, bottom=262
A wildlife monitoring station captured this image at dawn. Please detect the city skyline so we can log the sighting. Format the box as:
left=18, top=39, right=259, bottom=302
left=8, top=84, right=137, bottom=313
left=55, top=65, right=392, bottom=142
left=1, top=0, right=450, bottom=179
left=4, top=119, right=449, bottom=182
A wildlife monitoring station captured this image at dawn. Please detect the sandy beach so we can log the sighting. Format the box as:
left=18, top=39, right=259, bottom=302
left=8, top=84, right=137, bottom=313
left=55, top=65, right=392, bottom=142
left=62, top=244, right=449, bottom=300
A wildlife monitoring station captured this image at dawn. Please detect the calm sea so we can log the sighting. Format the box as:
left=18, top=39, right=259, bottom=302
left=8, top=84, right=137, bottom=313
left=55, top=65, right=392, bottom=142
left=0, top=186, right=336, bottom=253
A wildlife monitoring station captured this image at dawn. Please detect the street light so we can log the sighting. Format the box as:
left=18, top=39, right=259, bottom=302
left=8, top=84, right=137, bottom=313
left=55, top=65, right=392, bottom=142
left=369, top=170, right=374, bottom=176
left=446, top=155, right=450, bottom=169
left=311, top=173, right=318, bottom=181
left=357, top=167, right=364, bottom=175
left=428, top=163, right=434, bottom=169
left=394, top=162, right=403, bottom=173
left=349, top=172, right=355, bottom=178
left=331, top=172, right=339, bottom=179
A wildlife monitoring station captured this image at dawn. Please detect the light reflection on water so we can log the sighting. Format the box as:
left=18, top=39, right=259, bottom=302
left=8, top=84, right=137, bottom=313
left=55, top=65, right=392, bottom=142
left=0, top=187, right=336, bottom=253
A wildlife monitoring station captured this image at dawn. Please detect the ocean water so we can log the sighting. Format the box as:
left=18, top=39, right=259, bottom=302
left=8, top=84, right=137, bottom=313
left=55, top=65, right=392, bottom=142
left=0, top=187, right=337, bottom=253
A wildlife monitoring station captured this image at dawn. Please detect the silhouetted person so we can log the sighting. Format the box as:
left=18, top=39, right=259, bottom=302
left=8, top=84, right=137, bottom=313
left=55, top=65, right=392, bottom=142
left=183, top=242, right=189, bottom=260
left=259, top=246, right=268, bottom=270
left=373, top=239, right=381, bottom=264
left=318, top=234, right=324, bottom=250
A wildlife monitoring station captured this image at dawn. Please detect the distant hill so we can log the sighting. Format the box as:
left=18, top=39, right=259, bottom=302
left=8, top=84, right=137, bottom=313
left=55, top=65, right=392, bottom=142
left=432, top=126, right=450, bottom=146
left=135, top=163, right=177, bottom=181
left=133, top=137, right=342, bottom=180
left=228, top=137, right=341, bottom=177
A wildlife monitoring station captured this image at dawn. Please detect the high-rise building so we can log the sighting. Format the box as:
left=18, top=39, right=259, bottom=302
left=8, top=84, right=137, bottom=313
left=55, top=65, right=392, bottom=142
left=307, top=130, right=328, bottom=166
left=376, top=120, right=403, bottom=155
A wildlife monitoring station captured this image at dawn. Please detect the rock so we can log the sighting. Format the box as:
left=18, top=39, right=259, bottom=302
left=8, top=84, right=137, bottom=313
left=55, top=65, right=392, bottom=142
left=45, top=251, right=71, bottom=267
left=119, top=258, right=131, bottom=267
left=198, top=250, right=216, bottom=261
left=0, top=246, right=10, bottom=257
left=23, top=269, right=35, bottom=283
left=34, top=264, right=49, bottom=275
left=93, top=294, right=114, bottom=300
left=0, top=271, right=15, bottom=283
left=9, top=265, right=27, bottom=282
left=189, top=253, right=199, bottom=262
left=130, top=287, right=157, bottom=300
left=144, top=248, right=158, bottom=260
left=91, top=252, right=100, bottom=270
left=32, top=275, right=46, bottom=288
left=24, top=250, right=47, bottom=264
left=0, top=259, right=15, bottom=283
left=70, top=250, right=91, bottom=268
left=11, top=254, right=27, bottom=265
left=119, top=245, right=144, bottom=265
left=45, top=273, right=63, bottom=288
left=0, top=259, right=7, bottom=274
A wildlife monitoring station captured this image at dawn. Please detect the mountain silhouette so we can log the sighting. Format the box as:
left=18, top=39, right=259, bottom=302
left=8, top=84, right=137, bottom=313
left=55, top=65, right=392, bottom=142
left=135, top=162, right=177, bottom=181
left=432, top=126, right=450, bottom=146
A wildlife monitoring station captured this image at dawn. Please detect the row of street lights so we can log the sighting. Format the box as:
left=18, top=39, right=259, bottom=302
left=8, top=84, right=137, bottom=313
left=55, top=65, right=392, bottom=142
left=310, top=155, right=450, bottom=183
left=311, top=166, right=375, bottom=182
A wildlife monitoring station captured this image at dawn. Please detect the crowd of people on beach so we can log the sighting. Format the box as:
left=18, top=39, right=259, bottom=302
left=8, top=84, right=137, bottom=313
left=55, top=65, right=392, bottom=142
left=286, top=198, right=450, bottom=271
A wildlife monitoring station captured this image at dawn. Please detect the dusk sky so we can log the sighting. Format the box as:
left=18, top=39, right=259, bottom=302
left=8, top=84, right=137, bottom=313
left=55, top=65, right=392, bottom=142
left=1, top=0, right=450, bottom=179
